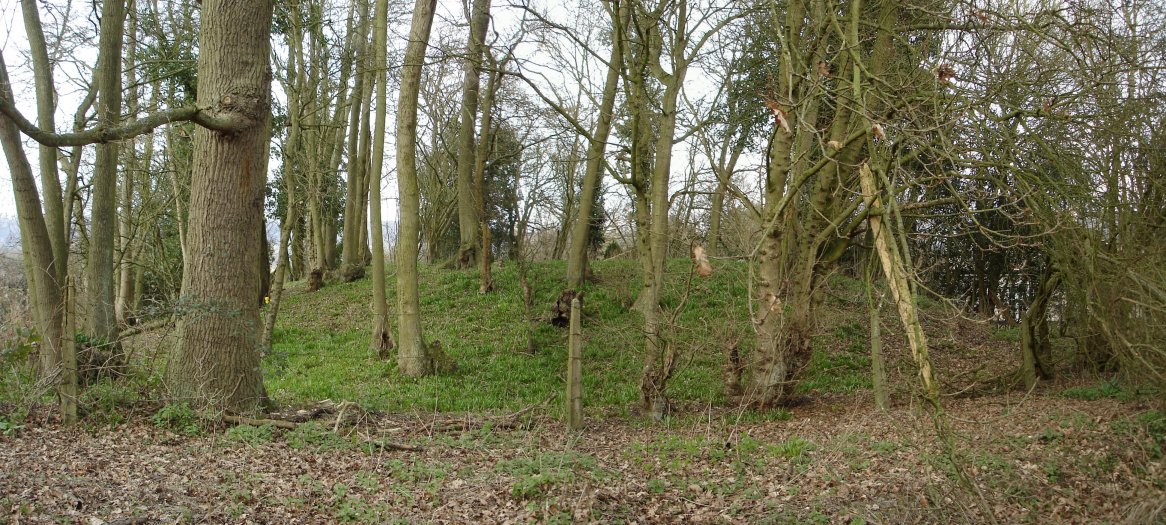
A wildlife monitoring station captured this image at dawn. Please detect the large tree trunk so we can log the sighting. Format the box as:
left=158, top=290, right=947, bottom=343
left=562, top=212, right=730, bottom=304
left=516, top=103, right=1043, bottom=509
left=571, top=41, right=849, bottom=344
left=168, top=0, right=273, bottom=413
left=89, top=0, right=127, bottom=344
left=749, top=200, right=815, bottom=406
left=396, top=0, right=438, bottom=377
left=454, top=0, right=491, bottom=268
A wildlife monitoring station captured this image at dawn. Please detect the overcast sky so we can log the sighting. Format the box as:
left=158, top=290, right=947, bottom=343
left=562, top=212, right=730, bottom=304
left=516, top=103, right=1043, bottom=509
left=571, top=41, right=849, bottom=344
left=0, top=0, right=750, bottom=248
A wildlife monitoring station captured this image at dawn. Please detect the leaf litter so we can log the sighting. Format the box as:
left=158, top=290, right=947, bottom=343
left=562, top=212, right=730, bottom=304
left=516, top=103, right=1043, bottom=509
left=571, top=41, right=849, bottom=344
left=1, top=383, right=1162, bottom=524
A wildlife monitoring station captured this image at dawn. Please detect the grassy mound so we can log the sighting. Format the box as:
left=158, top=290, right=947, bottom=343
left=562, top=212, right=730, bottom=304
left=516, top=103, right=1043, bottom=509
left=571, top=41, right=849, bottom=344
left=262, top=258, right=1014, bottom=414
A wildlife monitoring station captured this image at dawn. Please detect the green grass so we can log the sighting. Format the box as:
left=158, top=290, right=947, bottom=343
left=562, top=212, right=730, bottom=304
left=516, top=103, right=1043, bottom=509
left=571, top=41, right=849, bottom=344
left=224, top=424, right=275, bottom=446
left=1061, top=380, right=1135, bottom=401
left=263, top=258, right=758, bottom=413
left=256, top=258, right=951, bottom=414
left=496, top=450, right=607, bottom=500
left=797, top=346, right=872, bottom=394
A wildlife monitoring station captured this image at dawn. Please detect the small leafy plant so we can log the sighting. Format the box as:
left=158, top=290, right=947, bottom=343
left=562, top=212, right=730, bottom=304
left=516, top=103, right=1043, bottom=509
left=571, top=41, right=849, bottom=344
left=224, top=424, right=274, bottom=446
left=151, top=402, right=202, bottom=436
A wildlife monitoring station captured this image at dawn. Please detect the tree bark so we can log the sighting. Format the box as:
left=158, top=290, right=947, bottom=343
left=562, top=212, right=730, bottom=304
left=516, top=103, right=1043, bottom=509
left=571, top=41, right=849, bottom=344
left=168, top=0, right=273, bottom=413
left=566, top=297, right=583, bottom=429
left=868, top=268, right=889, bottom=410
left=565, top=19, right=621, bottom=289
left=476, top=58, right=502, bottom=294
left=454, top=0, right=492, bottom=268
left=0, top=56, right=68, bottom=411
left=396, top=0, right=439, bottom=377
left=89, top=0, right=127, bottom=344
left=1022, top=265, right=1061, bottom=388
left=341, top=0, right=372, bottom=280
left=369, top=0, right=394, bottom=356
left=117, top=1, right=141, bottom=327
left=19, top=0, right=67, bottom=284
left=860, top=163, right=940, bottom=403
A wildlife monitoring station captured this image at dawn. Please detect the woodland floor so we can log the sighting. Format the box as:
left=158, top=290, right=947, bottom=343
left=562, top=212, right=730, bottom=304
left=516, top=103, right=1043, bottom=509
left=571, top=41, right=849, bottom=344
left=2, top=380, right=1163, bottom=524
left=2, top=261, right=1164, bottom=523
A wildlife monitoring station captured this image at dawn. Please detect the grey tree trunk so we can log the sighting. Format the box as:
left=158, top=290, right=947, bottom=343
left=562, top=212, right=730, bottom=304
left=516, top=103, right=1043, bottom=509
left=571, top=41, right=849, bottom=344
left=263, top=26, right=307, bottom=349
left=168, top=0, right=274, bottom=413
left=1022, top=265, right=1061, bottom=388
left=89, top=0, right=127, bottom=344
left=396, top=0, right=439, bottom=377
left=623, top=0, right=697, bottom=417
left=341, top=0, right=371, bottom=280
left=566, top=297, right=583, bottom=429
left=867, top=266, right=889, bottom=410
left=0, top=57, right=68, bottom=415
left=859, top=163, right=940, bottom=403
left=117, top=2, right=141, bottom=327
left=475, top=56, right=503, bottom=294
left=454, top=0, right=491, bottom=268
left=565, top=25, right=621, bottom=289
left=369, top=0, right=394, bottom=356
left=20, top=0, right=67, bottom=284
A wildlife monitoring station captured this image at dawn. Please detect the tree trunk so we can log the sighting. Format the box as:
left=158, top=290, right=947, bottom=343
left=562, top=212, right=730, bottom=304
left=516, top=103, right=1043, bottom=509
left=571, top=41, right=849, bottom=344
left=117, top=3, right=141, bottom=327
left=475, top=56, right=504, bottom=294
left=262, top=206, right=298, bottom=350
left=707, top=176, right=727, bottom=257
left=1022, top=265, right=1061, bottom=388
left=264, top=17, right=307, bottom=348
left=168, top=0, right=273, bottom=413
left=868, top=270, right=889, bottom=410
left=566, top=297, right=583, bottom=429
left=20, top=0, right=67, bottom=284
left=341, top=0, right=371, bottom=280
left=258, top=222, right=271, bottom=304
left=369, top=0, right=394, bottom=356
left=565, top=20, right=621, bottom=289
left=166, top=127, right=190, bottom=266
left=0, top=57, right=68, bottom=411
left=454, top=0, right=491, bottom=268
left=860, top=163, right=940, bottom=403
left=89, top=0, right=127, bottom=344
left=396, top=0, right=439, bottom=377
left=748, top=115, right=801, bottom=406
left=631, top=0, right=691, bottom=417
